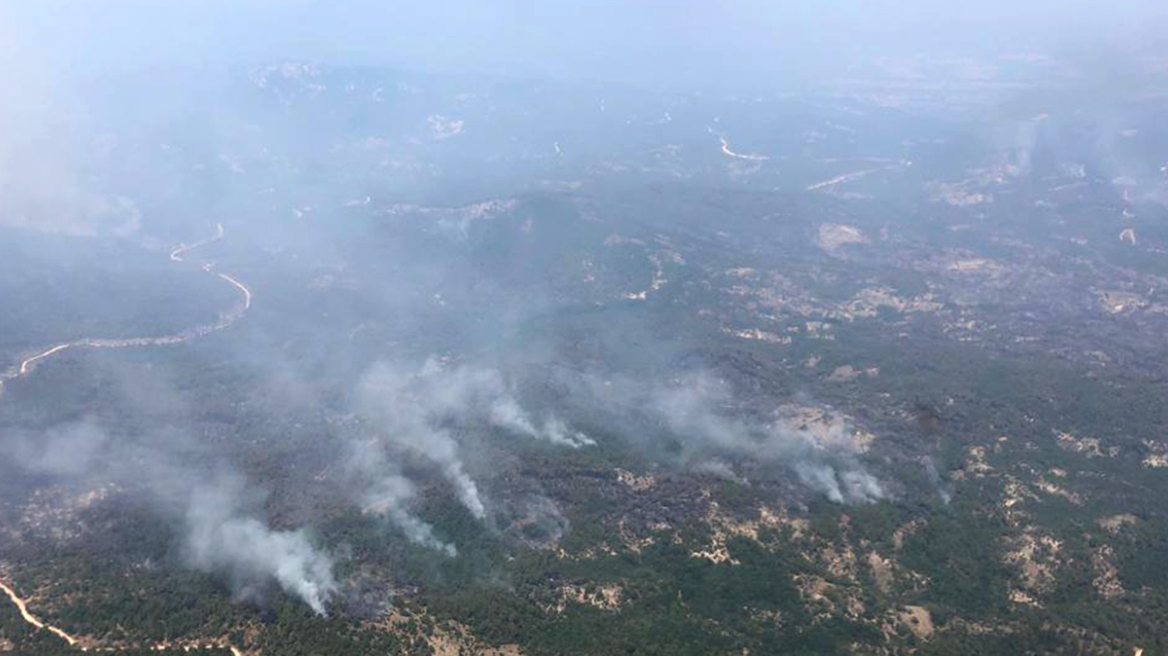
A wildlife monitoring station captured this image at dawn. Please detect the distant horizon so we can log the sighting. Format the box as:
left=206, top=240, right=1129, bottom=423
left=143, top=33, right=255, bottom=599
left=6, top=1, right=1168, bottom=93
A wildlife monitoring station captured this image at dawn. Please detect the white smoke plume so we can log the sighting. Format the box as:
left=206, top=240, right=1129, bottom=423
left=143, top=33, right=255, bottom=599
left=341, top=434, right=457, bottom=555
left=795, top=464, right=884, bottom=505
left=356, top=362, right=486, bottom=519
left=649, top=373, right=884, bottom=503
left=363, top=475, right=457, bottom=557
left=355, top=357, right=593, bottom=521
left=415, top=358, right=594, bottom=448
left=489, top=398, right=596, bottom=448
left=589, top=372, right=884, bottom=504
left=184, top=477, right=337, bottom=616
left=2, top=420, right=338, bottom=615
left=922, top=456, right=952, bottom=504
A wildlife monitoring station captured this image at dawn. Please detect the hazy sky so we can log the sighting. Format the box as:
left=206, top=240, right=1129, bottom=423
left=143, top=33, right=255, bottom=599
left=5, top=1, right=1168, bottom=90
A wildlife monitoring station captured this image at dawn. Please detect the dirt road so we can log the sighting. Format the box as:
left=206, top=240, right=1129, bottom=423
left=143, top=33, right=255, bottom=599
left=0, top=225, right=253, bottom=655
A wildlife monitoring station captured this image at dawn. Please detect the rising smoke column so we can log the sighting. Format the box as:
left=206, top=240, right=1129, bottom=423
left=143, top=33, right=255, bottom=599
left=355, top=357, right=594, bottom=524
left=343, top=434, right=459, bottom=555
left=361, top=473, right=458, bottom=556
left=3, top=419, right=339, bottom=615
left=183, top=477, right=337, bottom=616
left=650, top=373, right=884, bottom=503
left=417, top=358, right=595, bottom=448
left=357, top=360, right=488, bottom=520
left=586, top=372, right=884, bottom=504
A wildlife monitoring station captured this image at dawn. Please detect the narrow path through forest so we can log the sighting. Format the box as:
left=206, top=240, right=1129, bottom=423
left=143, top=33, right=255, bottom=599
left=0, top=224, right=252, bottom=656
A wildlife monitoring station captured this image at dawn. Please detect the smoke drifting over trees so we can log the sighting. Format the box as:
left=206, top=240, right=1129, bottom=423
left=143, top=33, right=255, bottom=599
left=572, top=372, right=885, bottom=503
left=6, top=418, right=338, bottom=614
left=184, top=476, right=337, bottom=616
left=353, top=358, right=593, bottom=527
left=4, top=6, right=1168, bottom=650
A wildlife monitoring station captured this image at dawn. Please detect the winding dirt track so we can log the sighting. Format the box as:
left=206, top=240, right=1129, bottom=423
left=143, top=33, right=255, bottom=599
left=0, top=579, right=81, bottom=646
left=0, top=225, right=251, bottom=656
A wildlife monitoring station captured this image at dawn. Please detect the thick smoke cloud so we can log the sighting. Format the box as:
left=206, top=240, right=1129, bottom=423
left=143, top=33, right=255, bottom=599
left=360, top=473, right=458, bottom=557
left=652, top=374, right=883, bottom=503
left=356, top=361, right=486, bottom=520
left=343, top=434, right=459, bottom=557
left=2, top=357, right=599, bottom=611
left=587, top=372, right=884, bottom=504
left=2, top=420, right=338, bottom=615
left=352, top=357, right=591, bottom=546
left=11, top=0, right=1167, bottom=630
left=184, top=476, right=336, bottom=616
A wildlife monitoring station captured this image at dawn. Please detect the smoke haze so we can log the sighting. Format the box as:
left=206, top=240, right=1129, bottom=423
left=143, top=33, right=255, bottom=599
left=3, top=0, right=1167, bottom=638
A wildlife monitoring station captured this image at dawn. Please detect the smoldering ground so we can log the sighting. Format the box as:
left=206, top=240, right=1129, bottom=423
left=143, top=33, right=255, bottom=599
left=0, top=347, right=602, bottom=614
left=2, top=416, right=337, bottom=615
left=346, top=356, right=594, bottom=550
left=0, top=188, right=901, bottom=615
left=548, top=369, right=887, bottom=504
